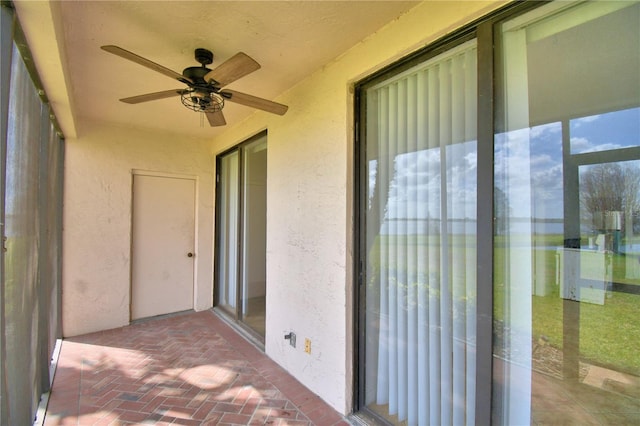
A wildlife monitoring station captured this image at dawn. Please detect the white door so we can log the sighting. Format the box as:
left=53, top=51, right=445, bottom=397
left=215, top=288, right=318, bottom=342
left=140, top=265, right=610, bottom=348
left=131, top=174, right=195, bottom=320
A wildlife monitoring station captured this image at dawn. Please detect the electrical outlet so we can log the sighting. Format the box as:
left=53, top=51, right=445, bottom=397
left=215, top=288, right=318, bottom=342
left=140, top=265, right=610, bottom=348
left=304, top=338, right=311, bottom=354
left=285, top=331, right=296, bottom=348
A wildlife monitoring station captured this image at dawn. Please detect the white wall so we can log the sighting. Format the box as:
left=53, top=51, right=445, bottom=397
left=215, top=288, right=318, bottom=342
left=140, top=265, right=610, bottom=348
left=210, top=1, right=504, bottom=413
left=63, top=120, right=214, bottom=336
left=60, top=0, right=505, bottom=414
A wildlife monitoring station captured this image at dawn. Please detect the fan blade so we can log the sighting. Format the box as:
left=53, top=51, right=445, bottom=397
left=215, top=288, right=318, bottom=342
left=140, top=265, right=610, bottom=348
left=206, top=110, right=226, bottom=127
left=101, top=45, right=192, bottom=84
left=221, top=89, right=288, bottom=116
left=120, top=89, right=186, bottom=104
left=204, top=52, right=260, bottom=87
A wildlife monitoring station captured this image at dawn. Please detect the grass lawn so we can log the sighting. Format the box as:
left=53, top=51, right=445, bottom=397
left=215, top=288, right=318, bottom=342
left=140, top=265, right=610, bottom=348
left=369, top=233, right=640, bottom=376
left=496, top=234, right=640, bottom=375
left=532, top=289, right=640, bottom=374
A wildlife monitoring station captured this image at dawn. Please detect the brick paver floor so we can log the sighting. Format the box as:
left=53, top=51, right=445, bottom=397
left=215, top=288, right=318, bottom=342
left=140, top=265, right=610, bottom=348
left=43, top=310, right=350, bottom=426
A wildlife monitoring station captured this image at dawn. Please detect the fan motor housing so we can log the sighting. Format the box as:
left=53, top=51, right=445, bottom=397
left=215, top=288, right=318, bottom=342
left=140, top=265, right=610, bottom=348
left=194, top=48, right=213, bottom=65
left=183, top=66, right=212, bottom=84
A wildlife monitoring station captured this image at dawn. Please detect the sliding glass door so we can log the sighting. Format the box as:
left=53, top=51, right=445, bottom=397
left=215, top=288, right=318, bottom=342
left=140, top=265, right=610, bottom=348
left=493, top=2, right=640, bottom=424
left=358, top=40, right=478, bottom=425
left=215, top=132, right=267, bottom=340
left=356, top=1, right=639, bottom=424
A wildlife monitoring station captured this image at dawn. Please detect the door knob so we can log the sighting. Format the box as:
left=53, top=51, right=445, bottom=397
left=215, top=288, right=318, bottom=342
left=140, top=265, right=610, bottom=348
left=187, top=252, right=194, bottom=257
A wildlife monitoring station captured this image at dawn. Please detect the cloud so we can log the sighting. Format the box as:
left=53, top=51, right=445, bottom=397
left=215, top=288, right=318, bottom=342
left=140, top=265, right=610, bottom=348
left=571, top=114, right=601, bottom=129
left=570, top=137, right=591, bottom=151
left=530, top=122, right=561, bottom=139
left=570, top=137, right=623, bottom=153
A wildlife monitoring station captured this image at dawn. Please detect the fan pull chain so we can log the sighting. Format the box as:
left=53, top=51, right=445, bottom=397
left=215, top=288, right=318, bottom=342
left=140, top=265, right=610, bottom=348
left=200, top=112, right=205, bottom=127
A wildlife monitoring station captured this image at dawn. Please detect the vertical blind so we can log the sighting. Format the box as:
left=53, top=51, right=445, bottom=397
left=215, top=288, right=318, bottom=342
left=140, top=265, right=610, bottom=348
left=364, top=40, right=477, bottom=425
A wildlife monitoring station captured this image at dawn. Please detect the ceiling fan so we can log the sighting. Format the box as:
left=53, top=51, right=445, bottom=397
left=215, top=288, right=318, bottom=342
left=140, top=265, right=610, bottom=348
left=101, top=45, right=288, bottom=126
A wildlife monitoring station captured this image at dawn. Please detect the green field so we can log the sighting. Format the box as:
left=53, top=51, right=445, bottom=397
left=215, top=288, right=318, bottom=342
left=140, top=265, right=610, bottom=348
left=369, top=233, right=640, bottom=375
left=510, top=236, right=640, bottom=374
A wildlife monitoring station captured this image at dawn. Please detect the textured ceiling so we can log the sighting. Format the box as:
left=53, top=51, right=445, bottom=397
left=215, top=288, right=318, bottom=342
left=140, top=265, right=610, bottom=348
left=14, top=1, right=419, bottom=139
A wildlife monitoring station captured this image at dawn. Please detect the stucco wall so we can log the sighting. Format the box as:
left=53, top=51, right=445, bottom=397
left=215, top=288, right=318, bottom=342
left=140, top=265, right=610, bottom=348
left=61, top=0, right=505, bottom=415
left=210, top=1, right=504, bottom=413
left=63, top=121, right=215, bottom=336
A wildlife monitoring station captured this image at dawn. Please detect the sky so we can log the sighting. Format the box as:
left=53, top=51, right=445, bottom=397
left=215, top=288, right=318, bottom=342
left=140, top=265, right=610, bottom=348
left=370, top=107, right=639, bottom=227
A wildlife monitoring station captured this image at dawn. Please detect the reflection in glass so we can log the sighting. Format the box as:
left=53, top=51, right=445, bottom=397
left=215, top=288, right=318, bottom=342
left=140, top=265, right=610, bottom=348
left=363, top=40, right=477, bottom=425
left=216, top=135, right=268, bottom=339
left=570, top=108, right=640, bottom=154
left=217, top=151, right=239, bottom=311
left=494, top=1, right=640, bottom=424
left=241, top=139, right=267, bottom=336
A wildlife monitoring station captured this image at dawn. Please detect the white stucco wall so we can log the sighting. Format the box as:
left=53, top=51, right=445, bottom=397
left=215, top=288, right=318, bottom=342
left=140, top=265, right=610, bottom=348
left=60, top=0, right=506, bottom=414
left=63, top=121, right=215, bottom=336
left=210, top=1, right=504, bottom=414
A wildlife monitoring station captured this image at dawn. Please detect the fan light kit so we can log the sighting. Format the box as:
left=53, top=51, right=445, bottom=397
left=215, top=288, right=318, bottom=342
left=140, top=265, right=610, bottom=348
left=181, top=90, right=224, bottom=113
left=101, top=46, right=288, bottom=127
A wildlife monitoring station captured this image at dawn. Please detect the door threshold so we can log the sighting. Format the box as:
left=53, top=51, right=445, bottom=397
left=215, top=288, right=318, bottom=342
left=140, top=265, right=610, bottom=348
left=212, top=308, right=265, bottom=352
left=131, top=309, right=195, bottom=325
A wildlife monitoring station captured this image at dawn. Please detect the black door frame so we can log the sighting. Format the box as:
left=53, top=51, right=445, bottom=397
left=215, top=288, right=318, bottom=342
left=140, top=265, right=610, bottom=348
left=214, top=130, right=268, bottom=345
left=352, top=2, right=541, bottom=424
